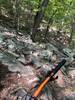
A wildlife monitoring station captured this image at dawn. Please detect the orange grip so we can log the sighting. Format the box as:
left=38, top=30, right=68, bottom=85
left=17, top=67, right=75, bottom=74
left=33, top=76, right=50, bottom=97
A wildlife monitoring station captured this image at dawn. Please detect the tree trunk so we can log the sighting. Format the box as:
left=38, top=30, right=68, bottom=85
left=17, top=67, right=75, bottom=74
left=14, top=0, right=20, bottom=34
left=69, top=22, right=75, bottom=44
left=31, top=0, right=49, bottom=42
left=45, top=10, right=57, bottom=41
left=44, top=18, right=53, bottom=40
left=69, top=22, right=75, bottom=49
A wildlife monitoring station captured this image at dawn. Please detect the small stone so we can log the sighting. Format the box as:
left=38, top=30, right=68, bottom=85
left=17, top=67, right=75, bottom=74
left=69, top=70, right=75, bottom=79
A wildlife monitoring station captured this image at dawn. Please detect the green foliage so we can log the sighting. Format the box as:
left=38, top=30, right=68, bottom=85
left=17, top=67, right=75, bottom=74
left=21, top=0, right=40, bottom=12
left=0, top=0, right=75, bottom=41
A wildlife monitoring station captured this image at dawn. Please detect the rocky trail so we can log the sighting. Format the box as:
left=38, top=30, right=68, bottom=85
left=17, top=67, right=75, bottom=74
left=0, top=26, right=75, bottom=100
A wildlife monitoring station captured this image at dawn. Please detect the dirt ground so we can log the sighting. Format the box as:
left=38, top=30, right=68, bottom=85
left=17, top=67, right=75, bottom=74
left=0, top=62, right=75, bottom=100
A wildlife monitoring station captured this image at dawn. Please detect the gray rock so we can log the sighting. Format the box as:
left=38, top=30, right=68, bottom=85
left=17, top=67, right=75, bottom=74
left=63, top=92, right=75, bottom=100
left=39, top=50, right=53, bottom=61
